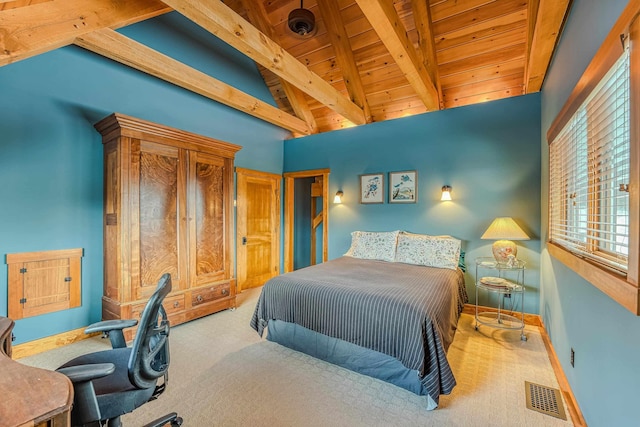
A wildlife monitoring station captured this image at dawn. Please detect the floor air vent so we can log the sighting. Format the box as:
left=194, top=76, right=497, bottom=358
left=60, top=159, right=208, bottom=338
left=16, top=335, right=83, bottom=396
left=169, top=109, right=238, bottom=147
left=525, top=381, right=567, bottom=420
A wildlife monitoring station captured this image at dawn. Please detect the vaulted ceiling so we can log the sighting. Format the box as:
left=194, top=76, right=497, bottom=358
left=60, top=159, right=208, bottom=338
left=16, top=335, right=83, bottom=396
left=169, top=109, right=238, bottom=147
left=0, top=0, right=571, bottom=138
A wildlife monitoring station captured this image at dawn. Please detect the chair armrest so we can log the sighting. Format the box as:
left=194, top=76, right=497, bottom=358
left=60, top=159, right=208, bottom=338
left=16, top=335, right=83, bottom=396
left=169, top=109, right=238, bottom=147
left=57, top=363, right=116, bottom=425
left=85, top=319, right=138, bottom=334
left=56, top=363, right=115, bottom=384
left=85, top=319, right=138, bottom=348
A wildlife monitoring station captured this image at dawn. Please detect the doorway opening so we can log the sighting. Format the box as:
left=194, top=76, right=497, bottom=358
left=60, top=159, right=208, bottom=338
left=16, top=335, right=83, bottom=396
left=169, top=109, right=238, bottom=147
left=283, top=169, right=330, bottom=273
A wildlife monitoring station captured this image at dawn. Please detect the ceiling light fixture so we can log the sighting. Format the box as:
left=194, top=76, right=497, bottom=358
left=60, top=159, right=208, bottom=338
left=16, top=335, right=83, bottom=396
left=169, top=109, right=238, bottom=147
left=288, top=0, right=316, bottom=37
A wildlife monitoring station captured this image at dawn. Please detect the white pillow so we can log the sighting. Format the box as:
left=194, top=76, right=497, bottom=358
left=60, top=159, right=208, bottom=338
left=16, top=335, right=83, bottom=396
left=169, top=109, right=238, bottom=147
left=395, top=233, right=461, bottom=270
left=345, top=230, right=400, bottom=262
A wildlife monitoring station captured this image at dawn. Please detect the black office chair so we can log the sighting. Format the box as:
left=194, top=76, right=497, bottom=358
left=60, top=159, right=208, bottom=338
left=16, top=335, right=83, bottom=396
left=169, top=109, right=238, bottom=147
left=57, top=273, right=182, bottom=427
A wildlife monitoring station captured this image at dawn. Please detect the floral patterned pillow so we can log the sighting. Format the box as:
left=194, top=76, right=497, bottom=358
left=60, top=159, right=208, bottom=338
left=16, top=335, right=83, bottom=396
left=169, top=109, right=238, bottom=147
left=395, top=233, right=461, bottom=270
left=346, top=230, right=400, bottom=262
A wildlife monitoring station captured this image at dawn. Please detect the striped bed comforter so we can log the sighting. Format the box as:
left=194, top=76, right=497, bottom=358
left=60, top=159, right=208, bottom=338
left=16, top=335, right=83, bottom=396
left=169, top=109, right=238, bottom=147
left=250, top=256, right=468, bottom=404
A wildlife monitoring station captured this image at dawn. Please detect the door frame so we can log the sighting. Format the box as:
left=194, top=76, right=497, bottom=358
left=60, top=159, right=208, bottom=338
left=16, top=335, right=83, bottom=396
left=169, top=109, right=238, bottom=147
left=283, top=168, right=330, bottom=273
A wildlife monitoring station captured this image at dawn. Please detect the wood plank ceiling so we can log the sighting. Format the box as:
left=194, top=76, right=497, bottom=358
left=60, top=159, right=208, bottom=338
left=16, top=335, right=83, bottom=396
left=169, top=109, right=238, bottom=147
left=0, top=0, right=571, bottom=138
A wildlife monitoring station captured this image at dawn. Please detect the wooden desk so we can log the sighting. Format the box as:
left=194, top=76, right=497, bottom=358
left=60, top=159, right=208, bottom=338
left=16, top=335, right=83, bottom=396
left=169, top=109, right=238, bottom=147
left=0, top=317, right=73, bottom=427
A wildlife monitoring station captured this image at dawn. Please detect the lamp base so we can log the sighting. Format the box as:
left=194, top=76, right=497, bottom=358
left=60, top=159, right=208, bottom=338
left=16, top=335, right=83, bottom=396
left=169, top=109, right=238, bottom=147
left=492, top=240, right=517, bottom=263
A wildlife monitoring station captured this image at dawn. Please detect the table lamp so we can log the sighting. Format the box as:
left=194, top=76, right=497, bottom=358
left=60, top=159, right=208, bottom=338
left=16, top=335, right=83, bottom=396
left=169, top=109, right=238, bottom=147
left=481, top=217, right=529, bottom=263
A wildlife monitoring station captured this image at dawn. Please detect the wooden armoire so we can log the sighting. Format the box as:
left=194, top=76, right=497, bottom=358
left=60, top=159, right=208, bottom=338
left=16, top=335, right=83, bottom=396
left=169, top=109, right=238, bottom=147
left=95, top=113, right=241, bottom=337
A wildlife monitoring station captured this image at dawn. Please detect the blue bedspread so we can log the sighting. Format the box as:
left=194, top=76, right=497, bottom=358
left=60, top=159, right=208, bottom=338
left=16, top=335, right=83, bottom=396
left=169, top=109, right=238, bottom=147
left=250, top=256, right=468, bottom=407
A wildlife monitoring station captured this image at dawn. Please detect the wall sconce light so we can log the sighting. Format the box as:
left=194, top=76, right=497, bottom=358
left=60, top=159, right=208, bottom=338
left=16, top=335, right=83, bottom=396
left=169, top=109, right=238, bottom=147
left=334, top=191, right=344, bottom=204
left=441, top=185, right=452, bottom=201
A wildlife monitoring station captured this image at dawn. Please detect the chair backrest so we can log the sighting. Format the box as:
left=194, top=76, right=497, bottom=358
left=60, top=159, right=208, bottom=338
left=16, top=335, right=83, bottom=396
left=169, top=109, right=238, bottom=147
left=128, top=273, right=172, bottom=390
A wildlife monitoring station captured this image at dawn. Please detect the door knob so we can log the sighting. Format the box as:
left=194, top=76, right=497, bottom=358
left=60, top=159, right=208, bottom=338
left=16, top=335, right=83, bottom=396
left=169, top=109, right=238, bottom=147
left=242, top=236, right=247, bottom=245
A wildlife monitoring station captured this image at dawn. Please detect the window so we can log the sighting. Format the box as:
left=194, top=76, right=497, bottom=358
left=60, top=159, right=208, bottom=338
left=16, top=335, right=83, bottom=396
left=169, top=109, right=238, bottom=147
left=549, top=50, right=630, bottom=273
left=546, top=2, right=639, bottom=314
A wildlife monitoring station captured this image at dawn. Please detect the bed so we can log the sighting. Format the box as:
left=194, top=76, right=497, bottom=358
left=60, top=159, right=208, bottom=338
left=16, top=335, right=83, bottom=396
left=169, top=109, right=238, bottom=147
left=250, top=231, right=468, bottom=410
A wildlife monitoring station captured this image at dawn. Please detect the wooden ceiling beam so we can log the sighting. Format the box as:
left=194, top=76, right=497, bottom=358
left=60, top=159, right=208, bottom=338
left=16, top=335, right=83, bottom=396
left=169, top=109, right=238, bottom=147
left=411, top=0, right=443, bottom=109
left=525, top=0, right=572, bottom=92
left=316, top=0, right=372, bottom=123
left=0, top=0, right=51, bottom=11
left=355, top=0, right=440, bottom=111
left=523, top=0, right=540, bottom=90
left=241, top=0, right=317, bottom=135
left=162, top=0, right=366, bottom=126
left=74, top=28, right=309, bottom=135
left=0, top=0, right=170, bottom=67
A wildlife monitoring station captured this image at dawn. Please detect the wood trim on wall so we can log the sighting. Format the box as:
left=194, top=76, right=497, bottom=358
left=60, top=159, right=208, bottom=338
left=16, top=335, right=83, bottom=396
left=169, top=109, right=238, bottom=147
left=322, top=172, right=329, bottom=264
left=284, top=175, right=295, bottom=273
left=235, top=167, right=282, bottom=180
left=462, top=304, right=542, bottom=327
left=628, top=13, right=640, bottom=287
left=283, top=168, right=331, bottom=179
left=548, top=243, right=640, bottom=314
left=538, top=322, right=588, bottom=426
left=12, top=327, right=100, bottom=359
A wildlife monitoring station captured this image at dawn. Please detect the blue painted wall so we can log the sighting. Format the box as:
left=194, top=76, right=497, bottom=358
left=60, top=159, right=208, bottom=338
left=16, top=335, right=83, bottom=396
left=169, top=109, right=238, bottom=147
left=0, top=13, right=287, bottom=344
left=6, top=8, right=634, bottom=423
left=540, top=1, right=640, bottom=426
left=284, top=94, right=542, bottom=313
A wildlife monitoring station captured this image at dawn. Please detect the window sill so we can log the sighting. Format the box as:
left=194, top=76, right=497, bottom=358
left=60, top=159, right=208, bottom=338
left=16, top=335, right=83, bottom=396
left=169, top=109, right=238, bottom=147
left=547, top=243, right=640, bottom=315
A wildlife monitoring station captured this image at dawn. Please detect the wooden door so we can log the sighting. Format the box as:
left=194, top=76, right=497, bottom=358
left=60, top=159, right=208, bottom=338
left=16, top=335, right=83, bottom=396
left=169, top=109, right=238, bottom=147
left=133, top=140, right=187, bottom=301
left=189, top=151, right=231, bottom=288
left=236, top=168, right=281, bottom=291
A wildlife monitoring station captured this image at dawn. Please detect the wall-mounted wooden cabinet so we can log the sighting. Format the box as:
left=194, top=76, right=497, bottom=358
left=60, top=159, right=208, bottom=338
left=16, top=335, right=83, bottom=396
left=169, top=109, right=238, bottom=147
left=95, top=114, right=240, bottom=337
left=6, top=248, right=83, bottom=320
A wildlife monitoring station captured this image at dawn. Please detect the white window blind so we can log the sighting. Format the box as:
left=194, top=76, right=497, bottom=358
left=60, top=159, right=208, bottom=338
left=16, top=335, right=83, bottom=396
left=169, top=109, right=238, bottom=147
left=549, top=49, right=630, bottom=273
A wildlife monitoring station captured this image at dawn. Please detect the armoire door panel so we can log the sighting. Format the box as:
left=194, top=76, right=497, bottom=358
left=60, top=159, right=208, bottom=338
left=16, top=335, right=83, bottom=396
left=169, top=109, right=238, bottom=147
left=190, top=152, right=226, bottom=286
left=135, top=141, right=186, bottom=300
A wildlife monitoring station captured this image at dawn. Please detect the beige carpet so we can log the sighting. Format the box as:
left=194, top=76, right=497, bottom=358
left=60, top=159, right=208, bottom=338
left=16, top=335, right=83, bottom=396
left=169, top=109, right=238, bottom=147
left=20, top=288, right=573, bottom=426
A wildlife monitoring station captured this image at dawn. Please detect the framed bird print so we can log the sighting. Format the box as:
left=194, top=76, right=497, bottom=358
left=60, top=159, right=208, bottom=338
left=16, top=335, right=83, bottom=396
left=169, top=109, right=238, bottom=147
left=359, top=173, right=384, bottom=204
left=389, top=170, right=417, bottom=203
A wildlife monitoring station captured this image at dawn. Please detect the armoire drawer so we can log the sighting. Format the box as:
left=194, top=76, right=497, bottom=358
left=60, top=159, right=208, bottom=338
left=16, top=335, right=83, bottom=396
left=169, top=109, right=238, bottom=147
left=191, top=282, right=231, bottom=307
left=131, top=294, right=185, bottom=319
